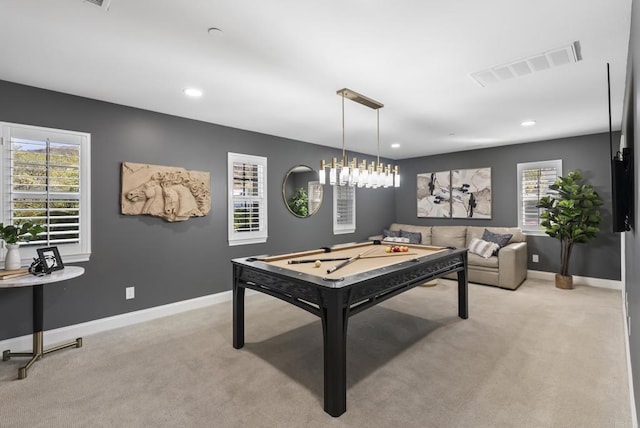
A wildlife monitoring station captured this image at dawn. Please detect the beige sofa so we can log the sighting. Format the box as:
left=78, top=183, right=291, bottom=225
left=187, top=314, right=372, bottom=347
left=374, top=223, right=527, bottom=290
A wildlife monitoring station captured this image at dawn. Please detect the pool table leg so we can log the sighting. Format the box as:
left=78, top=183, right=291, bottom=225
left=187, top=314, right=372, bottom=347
left=233, top=276, right=245, bottom=349
left=321, top=289, right=348, bottom=417
left=457, top=269, right=468, bottom=319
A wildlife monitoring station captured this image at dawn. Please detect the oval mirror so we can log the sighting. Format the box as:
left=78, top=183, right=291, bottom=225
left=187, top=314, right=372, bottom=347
left=282, top=165, right=323, bottom=218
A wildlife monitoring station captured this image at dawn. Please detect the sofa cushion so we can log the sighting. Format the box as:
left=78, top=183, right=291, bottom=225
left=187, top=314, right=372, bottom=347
left=389, top=223, right=432, bottom=245
left=482, top=229, right=513, bottom=254
left=431, top=226, right=466, bottom=248
left=383, top=229, right=400, bottom=238
left=383, top=236, right=410, bottom=243
left=466, top=226, right=525, bottom=245
left=468, top=238, right=499, bottom=259
left=467, top=252, right=499, bottom=268
left=400, top=230, right=422, bottom=244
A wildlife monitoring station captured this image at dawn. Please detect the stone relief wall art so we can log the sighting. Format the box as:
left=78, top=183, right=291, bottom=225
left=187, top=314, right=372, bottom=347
left=451, top=168, right=491, bottom=219
left=121, top=162, right=211, bottom=222
left=417, top=170, right=451, bottom=218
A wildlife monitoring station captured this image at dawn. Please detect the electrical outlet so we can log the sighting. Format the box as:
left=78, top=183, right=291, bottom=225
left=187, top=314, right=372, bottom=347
left=532, top=254, right=539, bottom=263
left=126, top=286, right=135, bottom=300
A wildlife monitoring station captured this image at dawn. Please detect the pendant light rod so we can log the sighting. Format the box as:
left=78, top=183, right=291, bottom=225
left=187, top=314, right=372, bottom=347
left=341, top=91, right=346, bottom=162
left=377, top=109, right=380, bottom=165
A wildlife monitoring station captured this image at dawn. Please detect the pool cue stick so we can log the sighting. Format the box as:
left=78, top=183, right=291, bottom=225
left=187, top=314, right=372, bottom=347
left=326, top=247, right=377, bottom=274
left=288, top=257, right=349, bottom=264
left=289, top=252, right=418, bottom=264
left=363, top=252, right=417, bottom=258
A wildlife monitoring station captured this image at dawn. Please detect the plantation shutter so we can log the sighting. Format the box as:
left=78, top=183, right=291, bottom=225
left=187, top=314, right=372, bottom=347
left=333, top=185, right=356, bottom=234
left=518, top=160, right=562, bottom=232
left=308, top=181, right=322, bottom=215
left=9, top=135, right=81, bottom=246
left=228, top=153, right=268, bottom=245
left=232, top=162, right=264, bottom=232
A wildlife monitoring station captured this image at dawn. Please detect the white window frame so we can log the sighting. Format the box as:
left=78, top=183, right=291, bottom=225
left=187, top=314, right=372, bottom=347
left=0, top=121, right=91, bottom=267
left=227, top=152, right=268, bottom=246
left=333, top=185, right=356, bottom=235
left=517, top=159, right=562, bottom=235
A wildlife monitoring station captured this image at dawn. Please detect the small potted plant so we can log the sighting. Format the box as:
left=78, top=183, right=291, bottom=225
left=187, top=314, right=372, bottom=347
left=0, top=221, right=46, bottom=270
left=537, top=170, right=603, bottom=289
left=287, top=187, right=309, bottom=217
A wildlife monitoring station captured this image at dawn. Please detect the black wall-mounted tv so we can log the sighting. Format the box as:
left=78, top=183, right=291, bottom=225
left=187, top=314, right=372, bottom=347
left=608, top=62, right=633, bottom=232
left=612, top=147, right=632, bottom=232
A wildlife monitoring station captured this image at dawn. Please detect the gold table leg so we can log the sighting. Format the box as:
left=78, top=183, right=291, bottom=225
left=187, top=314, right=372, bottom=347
left=2, top=331, right=82, bottom=379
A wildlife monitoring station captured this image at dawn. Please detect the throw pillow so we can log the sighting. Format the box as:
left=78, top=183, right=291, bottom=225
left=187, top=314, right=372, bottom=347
left=382, top=236, right=411, bottom=244
left=468, top=238, right=500, bottom=259
left=481, top=229, right=513, bottom=255
left=383, top=229, right=400, bottom=238
left=400, top=230, right=422, bottom=244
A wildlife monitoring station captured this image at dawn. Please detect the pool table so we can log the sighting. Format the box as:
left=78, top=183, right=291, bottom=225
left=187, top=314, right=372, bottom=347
left=232, top=241, right=468, bottom=417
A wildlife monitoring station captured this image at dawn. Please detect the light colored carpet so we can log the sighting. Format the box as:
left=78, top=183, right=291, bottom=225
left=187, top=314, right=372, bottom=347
left=0, top=278, right=632, bottom=428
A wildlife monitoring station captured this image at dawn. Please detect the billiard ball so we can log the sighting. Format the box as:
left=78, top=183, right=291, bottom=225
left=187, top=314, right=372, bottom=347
left=314, top=260, right=322, bottom=268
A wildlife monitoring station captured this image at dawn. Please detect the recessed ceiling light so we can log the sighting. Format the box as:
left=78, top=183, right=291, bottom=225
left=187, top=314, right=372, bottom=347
left=184, top=88, right=203, bottom=98
left=391, top=143, right=400, bottom=149
left=521, top=120, right=536, bottom=127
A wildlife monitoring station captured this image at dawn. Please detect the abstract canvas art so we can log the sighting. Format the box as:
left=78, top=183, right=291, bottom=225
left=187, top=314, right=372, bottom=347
left=417, top=170, right=451, bottom=218
left=451, top=168, right=491, bottom=219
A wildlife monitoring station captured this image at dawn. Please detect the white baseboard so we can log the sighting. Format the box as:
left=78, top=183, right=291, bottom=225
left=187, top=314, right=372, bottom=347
left=0, top=289, right=256, bottom=354
left=623, top=289, right=638, bottom=428
left=620, top=233, right=638, bottom=427
left=527, top=270, right=622, bottom=290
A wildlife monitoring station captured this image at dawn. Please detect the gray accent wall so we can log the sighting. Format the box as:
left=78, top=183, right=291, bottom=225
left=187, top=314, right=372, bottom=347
left=0, top=80, right=396, bottom=341
left=396, top=133, right=621, bottom=281
left=0, top=78, right=623, bottom=344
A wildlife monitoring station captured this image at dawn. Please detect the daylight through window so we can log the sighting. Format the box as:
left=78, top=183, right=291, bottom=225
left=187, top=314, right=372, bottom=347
left=1, top=122, right=91, bottom=264
left=517, top=160, right=562, bottom=234
left=228, top=152, right=268, bottom=245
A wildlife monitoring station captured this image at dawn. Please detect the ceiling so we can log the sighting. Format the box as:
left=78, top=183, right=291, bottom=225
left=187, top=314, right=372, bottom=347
left=0, top=0, right=632, bottom=160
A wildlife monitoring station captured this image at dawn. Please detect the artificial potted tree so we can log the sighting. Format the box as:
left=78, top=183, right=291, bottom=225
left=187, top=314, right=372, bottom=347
left=537, top=170, right=603, bottom=289
left=0, top=221, right=46, bottom=270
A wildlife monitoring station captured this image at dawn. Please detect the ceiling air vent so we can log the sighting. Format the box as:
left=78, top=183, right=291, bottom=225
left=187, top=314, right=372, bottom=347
left=471, top=41, right=582, bottom=87
left=84, top=0, right=112, bottom=10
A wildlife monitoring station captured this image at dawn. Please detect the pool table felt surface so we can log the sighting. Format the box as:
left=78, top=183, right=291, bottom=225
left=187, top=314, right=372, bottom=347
left=260, top=242, right=447, bottom=281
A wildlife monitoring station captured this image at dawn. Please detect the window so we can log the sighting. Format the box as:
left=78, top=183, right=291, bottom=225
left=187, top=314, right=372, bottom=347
left=333, top=185, right=355, bottom=234
left=517, top=160, right=562, bottom=234
left=0, top=122, right=91, bottom=265
left=228, top=152, right=267, bottom=246
left=308, top=180, right=322, bottom=215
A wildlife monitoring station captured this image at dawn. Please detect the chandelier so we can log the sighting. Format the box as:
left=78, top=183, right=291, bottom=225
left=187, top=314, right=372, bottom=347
left=318, top=88, right=400, bottom=189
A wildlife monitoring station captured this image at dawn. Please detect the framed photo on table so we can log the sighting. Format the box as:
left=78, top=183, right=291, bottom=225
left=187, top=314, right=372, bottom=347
left=37, top=246, right=64, bottom=273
